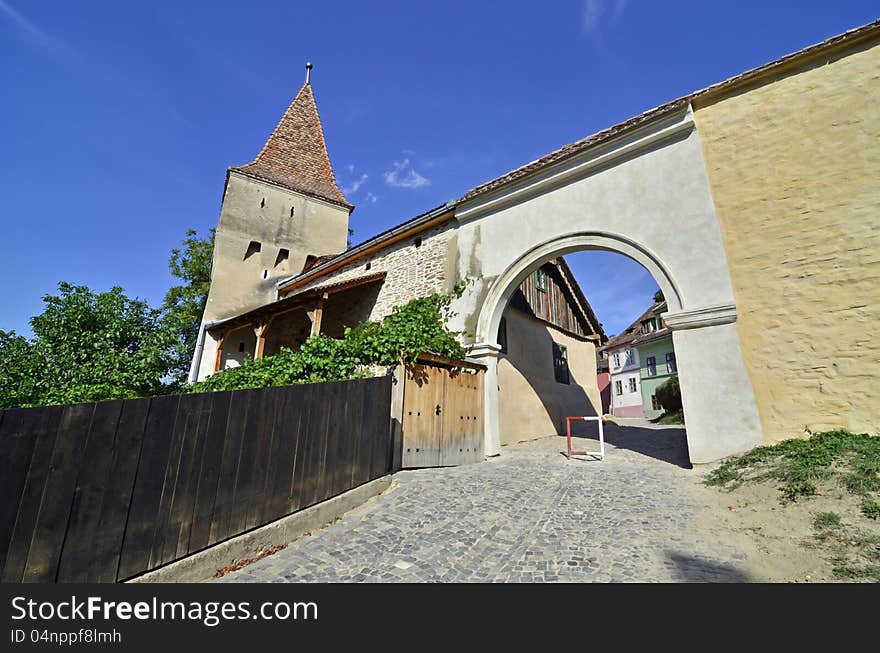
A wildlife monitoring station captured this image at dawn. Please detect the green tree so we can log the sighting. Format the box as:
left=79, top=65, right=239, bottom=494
left=160, top=228, right=215, bottom=387
left=0, top=330, right=41, bottom=408
left=653, top=289, right=665, bottom=303
left=0, top=283, right=174, bottom=408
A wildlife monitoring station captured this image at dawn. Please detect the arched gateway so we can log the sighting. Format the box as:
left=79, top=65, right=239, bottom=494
left=193, top=24, right=880, bottom=466
left=448, top=107, right=761, bottom=463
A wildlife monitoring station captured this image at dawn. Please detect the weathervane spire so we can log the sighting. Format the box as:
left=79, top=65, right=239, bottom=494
left=305, top=61, right=312, bottom=85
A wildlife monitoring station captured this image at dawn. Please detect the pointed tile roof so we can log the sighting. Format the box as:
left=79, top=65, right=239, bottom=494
left=231, top=82, right=353, bottom=211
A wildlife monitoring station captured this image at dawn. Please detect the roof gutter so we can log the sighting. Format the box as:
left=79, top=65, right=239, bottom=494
left=187, top=319, right=223, bottom=385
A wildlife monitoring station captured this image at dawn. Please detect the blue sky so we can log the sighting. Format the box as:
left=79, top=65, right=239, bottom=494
left=1, top=1, right=876, bottom=338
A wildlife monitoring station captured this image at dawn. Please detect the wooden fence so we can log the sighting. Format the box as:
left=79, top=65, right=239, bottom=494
left=0, top=376, right=392, bottom=583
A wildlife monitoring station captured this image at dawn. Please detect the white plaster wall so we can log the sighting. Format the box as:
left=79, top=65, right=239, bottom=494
left=610, top=371, right=643, bottom=409
left=450, top=113, right=736, bottom=337
left=673, top=322, right=764, bottom=463
left=453, top=108, right=763, bottom=462
left=607, top=345, right=639, bottom=375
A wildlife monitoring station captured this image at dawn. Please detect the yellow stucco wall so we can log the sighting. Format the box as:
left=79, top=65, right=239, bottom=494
left=693, top=36, right=880, bottom=442
left=498, top=308, right=600, bottom=446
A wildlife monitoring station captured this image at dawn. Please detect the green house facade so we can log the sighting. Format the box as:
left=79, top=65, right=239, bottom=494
left=637, top=333, right=677, bottom=419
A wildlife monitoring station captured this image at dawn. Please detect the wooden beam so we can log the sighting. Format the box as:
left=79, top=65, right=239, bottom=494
left=416, top=352, right=488, bottom=371
left=212, top=333, right=227, bottom=373
left=307, top=294, right=327, bottom=337
left=254, top=315, right=276, bottom=360
left=254, top=328, right=266, bottom=360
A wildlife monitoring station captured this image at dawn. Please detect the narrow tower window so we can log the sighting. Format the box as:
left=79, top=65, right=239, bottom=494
left=262, top=269, right=268, bottom=279
left=260, top=197, right=266, bottom=208
left=244, top=240, right=261, bottom=260
left=290, top=206, right=295, bottom=218
left=274, top=248, right=289, bottom=267
left=414, top=237, right=422, bottom=248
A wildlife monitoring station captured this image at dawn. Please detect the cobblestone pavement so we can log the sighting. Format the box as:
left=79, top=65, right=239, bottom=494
left=216, top=424, right=756, bottom=583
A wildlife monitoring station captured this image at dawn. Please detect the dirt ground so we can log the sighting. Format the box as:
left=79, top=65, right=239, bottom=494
left=698, top=472, right=880, bottom=583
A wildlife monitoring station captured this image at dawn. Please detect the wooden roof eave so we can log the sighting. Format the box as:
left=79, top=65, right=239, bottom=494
left=208, top=272, right=387, bottom=334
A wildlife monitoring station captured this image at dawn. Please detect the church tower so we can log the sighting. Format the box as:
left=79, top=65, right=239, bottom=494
left=202, top=65, right=353, bottom=323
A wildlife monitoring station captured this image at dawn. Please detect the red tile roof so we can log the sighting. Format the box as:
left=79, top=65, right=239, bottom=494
left=231, top=83, right=353, bottom=211
left=600, top=301, right=669, bottom=352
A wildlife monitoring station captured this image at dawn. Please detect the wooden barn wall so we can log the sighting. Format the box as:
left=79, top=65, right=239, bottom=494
left=509, top=264, right=590, bottom=338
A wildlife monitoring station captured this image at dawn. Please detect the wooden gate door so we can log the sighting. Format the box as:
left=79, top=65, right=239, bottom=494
left=400, top=362, right=484, bottom=469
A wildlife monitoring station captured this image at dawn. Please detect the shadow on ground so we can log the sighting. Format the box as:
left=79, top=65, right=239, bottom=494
left=564, top=421, right=691, bottom=469
left=665, top=552, right=753, bottom=583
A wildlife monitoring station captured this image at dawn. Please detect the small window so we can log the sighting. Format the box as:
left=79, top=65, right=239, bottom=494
left=289, top=206, right=295, bottom=218
left=238, top=342, right=245, bottom=353
left=615, top=380, right=623, bottom=396
left=262, top=269, right=268, bottom=279
left=274, top=248, right=289, bottom=267
left=414, top=237, right=422, bottom=248
left=613, top=352, right=621, bottom=368
left=628, top=377, right=638, bottom=393
left=552, top=342, right=569, bottom=384
left=497, top=317, right=508, bottom=354
left=534, top=268, right=547, bottom=292
left=666, top=351, right=677, bottom=373
left=244, top=240, right=261, bottom=260
left=365, top=261, right=371, bottom=271
left=646, top=356, right=657, bottom=376
left=624, top=349, right=634, bottom=366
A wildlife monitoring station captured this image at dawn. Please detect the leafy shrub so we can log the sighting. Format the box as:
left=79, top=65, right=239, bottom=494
left=654, top=375, right=682, bottom=413
left=192, top=290, right=468, bottom=393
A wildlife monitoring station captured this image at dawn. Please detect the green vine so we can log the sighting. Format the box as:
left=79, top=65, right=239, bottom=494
left=192, top=289, right=468, bottom=393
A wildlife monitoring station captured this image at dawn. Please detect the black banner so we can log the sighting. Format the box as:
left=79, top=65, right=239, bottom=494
left=0, top=582, right=874, bottom=650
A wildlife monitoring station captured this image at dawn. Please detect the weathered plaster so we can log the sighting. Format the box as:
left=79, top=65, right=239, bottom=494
left=694, top=35, right=880, bottom=443
left=203, top=171, right=349, bottom=322
left=498, top=307, right=599, bottom=445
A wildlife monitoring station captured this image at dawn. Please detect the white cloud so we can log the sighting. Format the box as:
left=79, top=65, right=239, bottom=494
left=0, top=0, right=83, bottom=62
left=582, top=0, right=629, bottom=33
left=346, top=164, right=355, bottom=173
left=342, top=173, right=368, bottom=195
left=365, top=192, right=379, bottom=204
left=383, top=158, right=430, bottom=189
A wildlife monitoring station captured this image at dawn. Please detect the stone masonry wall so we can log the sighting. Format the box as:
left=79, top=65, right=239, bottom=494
left=693, top=36, right=880, bottom=442
left=293, top=223, right=454, bottom=323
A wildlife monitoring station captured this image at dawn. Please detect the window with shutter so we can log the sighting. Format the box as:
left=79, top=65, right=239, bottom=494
left=552, top=342, right=569, bottom=384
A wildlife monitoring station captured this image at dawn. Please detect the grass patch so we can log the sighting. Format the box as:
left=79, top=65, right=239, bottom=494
left=832, top=565, right=880, bottom=582
left=652, top=409, right=684, bottom=425
left=708, top=430, right=880, bottom=582
left=704, top=429, right=880, bottom=503
left=814, top=512, right=841, bottom=528
left=862, top=499, right=880, bottom=520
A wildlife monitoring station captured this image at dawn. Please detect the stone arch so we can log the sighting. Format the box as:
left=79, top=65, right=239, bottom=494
left=475, top=231, right=683, bottom=348
left=468, top=231, right=762, bottom=465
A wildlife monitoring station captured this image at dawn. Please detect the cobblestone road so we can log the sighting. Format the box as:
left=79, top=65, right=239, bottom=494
left=216, top=424, right=756, bottom=583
